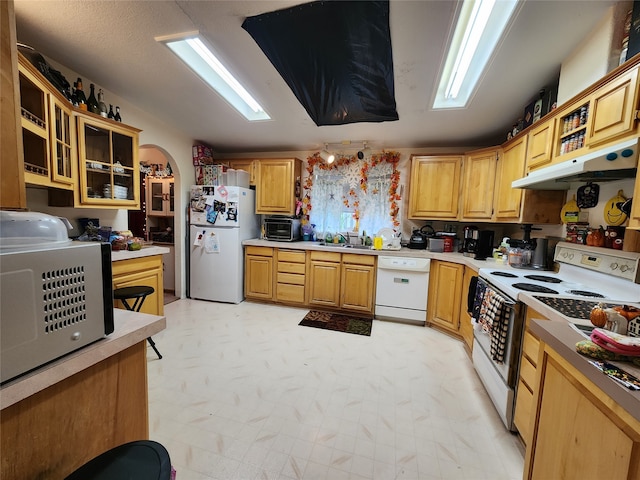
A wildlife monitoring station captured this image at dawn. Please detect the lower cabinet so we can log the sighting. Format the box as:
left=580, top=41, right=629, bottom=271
left=245, top=247, right=376, bottom=315
left=523, top=341, right=640, bottom=479
left=513, top=306, right=547, bottom=446
left=112, top=255, right=164, bottom=316
left=458, top=266, right=476, bottom=352
left=275, top=249, right=306, bottom=304
left=308, top=251, right=342, bottom=308
left=427, top=260, right=464, bottom=335
left=245, top=246, right=274, bottom=300
left=340, top=254, right=376, bottom=313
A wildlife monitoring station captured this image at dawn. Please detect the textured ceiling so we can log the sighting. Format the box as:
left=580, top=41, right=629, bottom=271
left=14, top=0, right=618, bottom=154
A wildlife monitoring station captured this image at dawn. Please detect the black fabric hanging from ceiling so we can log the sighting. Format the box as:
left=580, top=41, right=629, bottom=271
left=242, top=0, right=398, bottom=126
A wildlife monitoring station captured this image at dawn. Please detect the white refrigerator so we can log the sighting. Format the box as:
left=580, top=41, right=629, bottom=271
left=189, top=185, right=259, bottom=303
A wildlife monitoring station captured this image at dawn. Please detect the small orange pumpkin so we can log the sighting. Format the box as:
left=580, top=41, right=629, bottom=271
left=586, top=227, right=605, bottom=247
left=590, top=304, right=608, bottom=327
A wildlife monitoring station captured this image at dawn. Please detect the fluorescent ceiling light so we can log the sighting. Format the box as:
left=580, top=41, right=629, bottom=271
left=433, top=0, right=518, bottom=109
left=156, top=32, right=270, bottom=121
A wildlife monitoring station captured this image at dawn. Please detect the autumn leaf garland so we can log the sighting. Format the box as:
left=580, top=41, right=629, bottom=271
left=301, top=151, right=401, bottom=228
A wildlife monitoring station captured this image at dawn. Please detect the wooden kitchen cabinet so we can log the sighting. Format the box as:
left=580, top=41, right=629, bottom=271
left=494, top=136, right=566, bottom=224
left=146, top=177, right=174, bottom=216
left=628, top=170, right=640, bottom=230
left=458, top=266, right=476, bottom=353
left=0, top=0, right=26, bottom=209
left=245, top=246, right=274, bottom=300
left=493, top=136, right=527, bottom=221
left=308, top=251, right=342, bottom=308
left=76, top=114, right=140, bottom=209
left=525, top=116, right=556, bottom=172
left=275, top=249, right=306, bottom=304
left=18, top=53, right=76, bottom=191
left=340, top=253, right=376, bottom=313
left=513, top=306, right=547, bottom=447
left=460, top=148, right=498, bottom=221
left=255, top=158, right=302, bottom=215
left=587, top=65, right=639, bottom=147
left=427, top=260, right=464, bottom=335
left=408, top=155, right=462, bottom=220
left=523, top=340, right=640, bottom=479
left=112, top=255, right=164, bottom=316
left=226, top=158, right=256, bottom=185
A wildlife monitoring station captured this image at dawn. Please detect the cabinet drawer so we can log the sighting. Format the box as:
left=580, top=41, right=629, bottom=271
left=310, top=251, right=341, bottom=262
left=514, top=379, right=533, bottom=443
left=246, top=246, right=273, bottom=256
left=277, top=250, right=306, bottom=263
left=276, top=283, right=305, bottom=303
left=523, top=331, right=540, bottom=366
left=278, top=261, right=306, bottom=274
left=277, top=272, right=305, bottom=285
left=520, top=356, right=537, bottom=390
left=342, top=253, right=375, bottom=266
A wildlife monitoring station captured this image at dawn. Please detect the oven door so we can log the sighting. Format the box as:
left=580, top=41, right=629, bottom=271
left=471, top=277, right=523, bottom=431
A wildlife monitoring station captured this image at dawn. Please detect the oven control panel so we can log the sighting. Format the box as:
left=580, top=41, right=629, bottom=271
left=555, top=242, right=640, bottom=282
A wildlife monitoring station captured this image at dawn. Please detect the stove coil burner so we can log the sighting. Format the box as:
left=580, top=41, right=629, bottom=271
left=566, top=290, right=605, bottom=298
left=512, top=283, right=559, bottom=294
left=491, top=271, right=518, bottom=278
left=524, top=275, right=562, bottom=284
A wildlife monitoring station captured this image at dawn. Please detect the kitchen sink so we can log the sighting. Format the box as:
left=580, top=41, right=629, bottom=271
left=314, top=242, right=372, bottom=250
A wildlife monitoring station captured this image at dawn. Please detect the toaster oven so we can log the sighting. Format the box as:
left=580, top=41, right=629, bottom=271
left=264, top=217, right=301, bottom=242
left=0, top=241, right=114, bottom=384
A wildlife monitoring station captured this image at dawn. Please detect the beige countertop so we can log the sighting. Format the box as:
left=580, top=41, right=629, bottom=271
left=0, top=309, right=166, bottom=409
left=529, top=318, right=640, bottom=423
left=111, top=245, right=170, bottom=261
left=242, top=238, right=514, bottom=273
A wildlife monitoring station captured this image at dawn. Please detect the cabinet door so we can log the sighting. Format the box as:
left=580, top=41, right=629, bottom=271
left=227, top=159, right=256, bottom=185
left=340, top=263, right=375, bottom=313
left=49, top=95, right=76, bottom=188
left=588, top=66, right=639, bottom=147
left=112, top=256, right=164, bottom=316
left=77, top=116, right=140, bottom=208
left=458, top=267, right=476, bottom=351
left=628, top=169, right=640, bottom=230
left=460, top=148, right=497, bottom=221
left=526, top=117, right=556, bottom=171
left=427, top=261, right=463, bottom=333
left=0, top=0, right=26, bottom=210
left=146, top=178, right=173, bottom=216
left=245, top=254, right=273, bottom=300
left=493, top=136, right=526, bottom=221
left=308, top=260, right=341, bottom=307
left=408, top=156, right=462, bottom=219
left=255, top=159, right=301, bottom=214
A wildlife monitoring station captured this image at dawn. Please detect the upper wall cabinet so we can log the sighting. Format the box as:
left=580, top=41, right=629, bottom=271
left=460, top=147, right=498, bottom=221
left=146, top=177, right=174, bottom=216
left=18, top=55, right=76, bottom=191
left=225, top=159, right=256, bottom=185
left=525, top=116, right=556, bottom=173
left=408, top=155, right=462, bottom=220
left=75, top=115, right=141, bottom=209
left=255, top=158, right=302, bottom=215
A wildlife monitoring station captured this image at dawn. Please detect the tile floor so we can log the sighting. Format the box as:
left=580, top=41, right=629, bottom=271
left=147, top=300, right=524, bottom=480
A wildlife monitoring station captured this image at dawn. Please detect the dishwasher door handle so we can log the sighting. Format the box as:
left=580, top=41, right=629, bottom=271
left=393, top=277, right=410, bottom=284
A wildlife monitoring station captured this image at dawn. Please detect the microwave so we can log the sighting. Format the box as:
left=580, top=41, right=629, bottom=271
left=0, top=241, right=114, bottom=384
left=264, top=217, right=301, bottom=242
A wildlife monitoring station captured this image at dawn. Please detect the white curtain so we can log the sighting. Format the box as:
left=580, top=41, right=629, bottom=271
left=308, top=159, right=396, bottom=238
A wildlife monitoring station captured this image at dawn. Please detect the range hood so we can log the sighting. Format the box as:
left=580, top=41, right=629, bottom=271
left=512, top=138, right=638, bottom=190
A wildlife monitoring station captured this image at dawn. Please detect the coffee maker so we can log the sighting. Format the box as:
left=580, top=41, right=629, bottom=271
left=474, top=230, right=495, bottom=260
left=462, top=226, right=479, bottom=257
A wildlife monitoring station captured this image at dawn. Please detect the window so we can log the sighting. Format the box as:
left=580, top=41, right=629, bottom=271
left=302, top=151, right=401, bottom=238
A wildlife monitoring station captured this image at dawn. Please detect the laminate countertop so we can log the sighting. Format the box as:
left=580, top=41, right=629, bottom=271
left=242, top=238, right=513, bottom=272
left=0, top=309, right=166, bottom=409
left=111, top=245, right=170, bottom=261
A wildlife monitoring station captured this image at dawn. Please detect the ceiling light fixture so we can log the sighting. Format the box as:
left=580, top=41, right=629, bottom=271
left=156, top=31, right=270, bottom=121
left=433, top=0, right=518, bottom=109
left=320, top=144, right=335, bottom=164
left=357, top=141, right=370, bottom=160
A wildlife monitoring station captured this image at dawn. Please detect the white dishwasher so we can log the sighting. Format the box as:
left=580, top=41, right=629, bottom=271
left=375, top=256, right=430, bottom=323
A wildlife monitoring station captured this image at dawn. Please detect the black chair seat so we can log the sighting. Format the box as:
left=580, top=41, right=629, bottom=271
left=65, top=440, right=172, bottom=480
left=113, top=286, right=162, bottom=359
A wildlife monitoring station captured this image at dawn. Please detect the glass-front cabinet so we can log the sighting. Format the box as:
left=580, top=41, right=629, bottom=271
left=146, top=177, right=174, bottom=216
left=76, top=115, right=141, bottom=208
left=49, top=96, right=76, bottom=186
